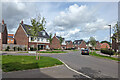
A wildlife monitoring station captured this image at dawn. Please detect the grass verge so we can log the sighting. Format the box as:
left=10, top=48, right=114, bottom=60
left=38, top=51, right=67, bottom=53
left=2, top=55, right=63, bottom=72
left=89, top=52, right=120, bottom=61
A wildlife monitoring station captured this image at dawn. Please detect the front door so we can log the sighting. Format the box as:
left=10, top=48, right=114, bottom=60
left=38, top=45, right=45, bottom=50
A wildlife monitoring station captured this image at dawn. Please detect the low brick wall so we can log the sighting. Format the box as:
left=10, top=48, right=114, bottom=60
left=2, top=44, right=27, bottom=50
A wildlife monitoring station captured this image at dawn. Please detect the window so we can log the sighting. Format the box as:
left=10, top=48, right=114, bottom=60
left=11, top=39, right=13, bottom=41
left=42, top=32, right=45, bottom=36
left=47, top=39, right=49, bottom=42
left=8, top=39, right=9, bottom=41
left=0, top=33, right=1, bottom=39
left=41, top=38, right=43, bottom=41
left=37, top=38, right=40, bottom=41
left=31, top=37, right=34, bottom=41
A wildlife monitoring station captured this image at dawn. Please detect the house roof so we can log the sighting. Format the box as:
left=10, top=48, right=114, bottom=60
left=0, top=23, right=6, bottom=33
left=56, top=36, right=65, bottom=41
left=73, top=40, right=83, bottom=45
left=21, top=24, right=49, bottom=38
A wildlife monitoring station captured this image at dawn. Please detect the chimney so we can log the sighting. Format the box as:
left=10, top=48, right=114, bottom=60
left=21, top=20, right=23, bottom=24
left=2, top=19, right=4, bottom=24
left=55, top=33, right=56, bottom=37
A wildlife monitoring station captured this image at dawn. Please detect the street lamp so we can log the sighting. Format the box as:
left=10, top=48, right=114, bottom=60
left=108, top=25, right=112, bottom=56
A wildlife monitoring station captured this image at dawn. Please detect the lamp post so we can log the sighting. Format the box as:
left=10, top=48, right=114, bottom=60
left=108, top=25, right=112, bottom=56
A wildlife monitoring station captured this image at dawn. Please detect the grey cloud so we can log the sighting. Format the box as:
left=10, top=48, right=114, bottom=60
left=2, top=2, right=36, bottom=33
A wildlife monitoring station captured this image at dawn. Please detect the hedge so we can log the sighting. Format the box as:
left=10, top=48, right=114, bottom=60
left=100, top=49, right=114, bottom=55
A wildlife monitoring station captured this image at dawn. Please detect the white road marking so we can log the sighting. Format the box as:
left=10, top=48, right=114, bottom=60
left=58, top=59, right=92, bottom=79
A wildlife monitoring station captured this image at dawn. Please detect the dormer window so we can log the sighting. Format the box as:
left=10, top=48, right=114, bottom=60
left=42, top=32, right=45, bottom=36
left=31, top=37, right=34, bottom=41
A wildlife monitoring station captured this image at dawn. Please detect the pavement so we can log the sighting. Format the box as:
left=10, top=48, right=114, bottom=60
left=3, top=65, right=83, bottom=78
left=1, top=51, right=119, bottom=79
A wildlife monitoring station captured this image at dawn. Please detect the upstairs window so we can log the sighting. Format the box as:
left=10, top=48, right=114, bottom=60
left=0, top=33, right=1, bottom=39
left=31, top=37, right=34, bottom=41
left=42, top=32, right=45, bottom=36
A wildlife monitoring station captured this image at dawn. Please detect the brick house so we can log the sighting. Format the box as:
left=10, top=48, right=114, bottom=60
left=14, top=21, right=50, bottom=50
left=0, top=20, right=8, bottom=50
left=65, top=40, right=73, bottom=49
left=101, top=43, right=110, bottom=49
left=73, top=40, right=87, bottom=49
left=50, top=34, right=66, bottom=49
left=95, top=41, right=101, bottom=50
left=8, top=34, right=15, bottom=44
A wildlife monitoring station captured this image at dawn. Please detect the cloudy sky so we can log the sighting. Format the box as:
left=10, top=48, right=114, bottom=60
left=2, top=2, right=118, bottom=42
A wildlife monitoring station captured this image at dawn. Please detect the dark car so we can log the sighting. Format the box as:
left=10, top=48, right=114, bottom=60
left=81, top=49, right=89, bottom=55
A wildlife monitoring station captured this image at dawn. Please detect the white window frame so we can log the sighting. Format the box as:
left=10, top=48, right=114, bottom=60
left=0, top=33, right=1, bottom=39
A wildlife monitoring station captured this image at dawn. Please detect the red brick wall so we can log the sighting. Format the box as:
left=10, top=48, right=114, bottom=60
left=66, top=41, right=73, bottom=48
left=79, top=41, right=87, bottom=49
left=95, top=42, right=101, bottom=50
left=14, top=24, right=28, bottom=47
left=0, top=34, right=2, bottom=50
left=50, top=36, right=61, bottom=49
left=2, top=25, right=8, bottom=44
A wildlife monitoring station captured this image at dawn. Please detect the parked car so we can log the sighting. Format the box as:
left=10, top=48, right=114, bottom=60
left=81, top=49, right=89, bottom=55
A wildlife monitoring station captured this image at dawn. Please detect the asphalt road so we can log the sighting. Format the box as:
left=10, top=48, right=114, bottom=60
left=2, top=51, right=119, bottom=79
left=40, top=51, right=118, bottom=78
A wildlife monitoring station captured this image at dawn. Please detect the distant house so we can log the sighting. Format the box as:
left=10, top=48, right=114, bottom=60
left=14, top=21, right=50, bottom=50
left=0, top=20, right=8, bottom=50
left=73, top=40, right=87, bottom=49
left=101, top=43, right=110, bottom=49
left=50, top=34, right=66, bottom=49
left=8, top=34, right=15, bottom=44
left=95, top=41, right=101, bottom=50
left=65, top=40, right=73, bottom=49
left=86, top=41, right=101, bottom=50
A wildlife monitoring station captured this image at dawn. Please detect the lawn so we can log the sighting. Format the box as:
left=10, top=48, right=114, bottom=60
left=38, top=51, right=67, bottom=53
left=2, top=55, right=63, bottom=72
left=89, top=52, right=120, bottom=61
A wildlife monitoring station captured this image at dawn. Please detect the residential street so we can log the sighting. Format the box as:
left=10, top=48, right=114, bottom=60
left=2, top=51, right=118, bottom=79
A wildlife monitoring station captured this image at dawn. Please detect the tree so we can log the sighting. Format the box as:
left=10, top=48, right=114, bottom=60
left=89, top=37, right=96, bottom=52
left=59, top=36, right=64, bottom=50
left=113, top=22, right=120, bottom=54
left=59, top=36, right=64, bottom=45
left=28, top=15, right=46, bottom=60
left=48, top=33, right=53, bottom=50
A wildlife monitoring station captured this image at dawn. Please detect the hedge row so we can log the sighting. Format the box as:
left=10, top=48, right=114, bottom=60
left=100, top=49, right=114, bottom=55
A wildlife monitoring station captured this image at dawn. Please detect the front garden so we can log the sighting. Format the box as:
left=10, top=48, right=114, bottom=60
left=2, top=55, right=63, bottom=72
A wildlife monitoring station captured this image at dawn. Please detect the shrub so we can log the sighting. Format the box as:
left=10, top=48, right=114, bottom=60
left=24, top=47, right=27, bottom=51
left=17, top=47, right=20, bottom=51
left=33, top=48, right=37, bottom=51
left=101, top=49, right=114, bottom=55
left=54, top=49, right=61, bottom=50
left=30, top=47, right=34, bottom=51
left=5, top=46, right=10, bottom=51
left=13, top=47, right=17, bottom=51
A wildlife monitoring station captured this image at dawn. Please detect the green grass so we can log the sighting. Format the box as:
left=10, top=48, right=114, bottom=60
left=38, top=51, right=67, bottom=53
left=89, top=52, right=120, bottom=61
left=72, top=50, right=79, bottom=51
left=2, top=55, right=63, bottom=72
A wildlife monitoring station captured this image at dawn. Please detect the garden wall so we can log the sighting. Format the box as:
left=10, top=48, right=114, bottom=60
left=2, top=44, right=27, bottom=50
